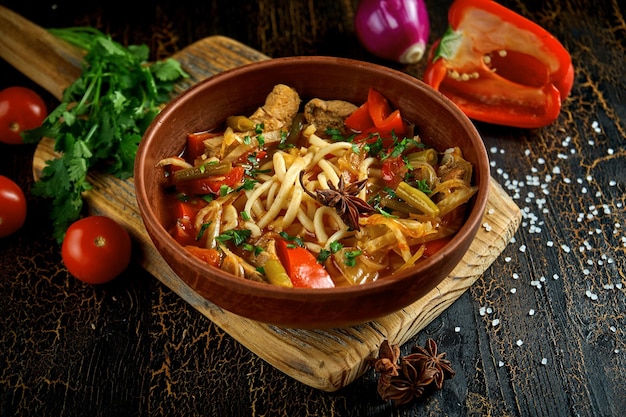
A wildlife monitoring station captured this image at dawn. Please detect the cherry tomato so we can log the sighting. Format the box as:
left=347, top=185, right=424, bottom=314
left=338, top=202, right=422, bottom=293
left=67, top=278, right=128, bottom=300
left=62, top=216, right=132, bottom=284
left=0, top=86, right=47, bottom=145
left=0, top=175, right=27, bottom=237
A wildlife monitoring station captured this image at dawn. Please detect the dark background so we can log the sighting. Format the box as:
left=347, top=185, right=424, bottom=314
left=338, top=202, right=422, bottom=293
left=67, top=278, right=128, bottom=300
left=1, top=1, right=625, bottom=416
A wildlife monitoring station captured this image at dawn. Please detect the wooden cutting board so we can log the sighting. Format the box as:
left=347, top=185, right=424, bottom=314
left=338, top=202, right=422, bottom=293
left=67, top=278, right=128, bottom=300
left=1, top=5, right=521, bottom=392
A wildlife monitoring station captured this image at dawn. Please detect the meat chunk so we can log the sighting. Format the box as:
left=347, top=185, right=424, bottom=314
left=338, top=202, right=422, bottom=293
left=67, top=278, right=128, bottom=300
left=249, top=84, right=301, bottom=131
left=303, top=98, right=358, bottom=132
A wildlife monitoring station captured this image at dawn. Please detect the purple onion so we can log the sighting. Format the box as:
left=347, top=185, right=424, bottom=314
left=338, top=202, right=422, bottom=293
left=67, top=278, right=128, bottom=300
left=355, top=0, right=430, bottom=64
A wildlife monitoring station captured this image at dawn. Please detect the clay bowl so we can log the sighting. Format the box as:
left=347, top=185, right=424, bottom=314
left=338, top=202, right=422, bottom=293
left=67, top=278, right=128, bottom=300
left=135, top=56, right=490, bottom=329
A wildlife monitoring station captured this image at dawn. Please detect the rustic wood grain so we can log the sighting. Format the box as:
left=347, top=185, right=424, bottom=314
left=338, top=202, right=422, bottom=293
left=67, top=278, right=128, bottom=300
left=30, top=34, right=521, bottom=390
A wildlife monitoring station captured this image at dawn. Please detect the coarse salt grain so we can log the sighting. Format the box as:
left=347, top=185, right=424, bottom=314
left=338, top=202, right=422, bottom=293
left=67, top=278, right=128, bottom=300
left=529, top=309, right=535, bottom=316
left=499, top=361, right=505, bottom=367
left=541, top=358, right=548, bottom=365
left=455, top=327, right=461, bottom=332
left=519, top=244, right=527, bottom=253
left=516, top=340, right=524, bottom=347
left=492, top=319, right=500, bottom=327
left=510, top=288, right=517, bottom=294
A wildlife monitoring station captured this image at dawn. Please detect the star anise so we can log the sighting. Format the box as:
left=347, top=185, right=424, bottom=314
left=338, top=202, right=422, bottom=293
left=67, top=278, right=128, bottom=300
left=366, top=340, right=401, bottom=392
left=367, top=338, right=455, bottom=406
left=299, top=171, right=374, bottom=231
left=380, top=358, right=439, bottom=406
left=410, top=338, right=456, bottom=389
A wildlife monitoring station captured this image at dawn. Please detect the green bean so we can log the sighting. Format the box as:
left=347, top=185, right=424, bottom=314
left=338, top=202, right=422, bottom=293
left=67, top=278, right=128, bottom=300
left=405, top=148, right=438, bottom=166
left=283, top=112, right=306, bottom=146
left=380, top=197, right=419, bottom=215
left=395, top=181, right=440, bottom=217
left=226, top=115, right=256, bottom=132
left=173, top=161, right=233, bottom=183
left=263, top=259, right=294, bottom=288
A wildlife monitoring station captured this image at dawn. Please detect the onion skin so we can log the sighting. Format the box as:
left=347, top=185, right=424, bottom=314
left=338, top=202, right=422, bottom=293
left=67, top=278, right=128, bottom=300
left=355, top=0, right=430, bottom=64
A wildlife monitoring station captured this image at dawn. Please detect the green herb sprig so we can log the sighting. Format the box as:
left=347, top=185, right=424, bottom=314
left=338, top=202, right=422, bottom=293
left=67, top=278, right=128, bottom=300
left=23, top=27, right=188, bottom=242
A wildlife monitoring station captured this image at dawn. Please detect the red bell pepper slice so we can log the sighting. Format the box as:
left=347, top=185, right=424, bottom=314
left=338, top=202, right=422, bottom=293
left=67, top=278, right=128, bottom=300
left=381, top=155, right=408, bottom=189
left=186, top=131, right=221, bottom=161
left=178, top=166, right=245, bottom=195
left=185, top=245, right=221, bottom=267
left=170, top=199, right=207, bottom=246
left=423, top=0, right=574, bottom=128
left=344, top=102, right=373, bottom=132
left=346, top=88, right=407, bottom=141
left=275, top=239, right=335, bottom=288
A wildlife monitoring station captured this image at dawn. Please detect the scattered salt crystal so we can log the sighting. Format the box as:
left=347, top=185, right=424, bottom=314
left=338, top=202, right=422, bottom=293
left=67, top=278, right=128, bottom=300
left=513, top=273, right=520, bottom=280
left=609, top=180, right=617, bottom=186
left=607, top=148, right=614, bottom=155
left=541, top=358, right=548, bottom=365
left=561, top=244, right=571, bottom=253
left=610, top=326, right=616, bottom=333
left=492, top=319, right=500, bottom=327
left=510, top=288, right=517, bottom=294
left=516, top=339, right=524, bottom=347
left=487, top=307, right=493, bottom=314
left=615, top=349, right=621, bottom=354
left=553, top=274, right=559, bottom=280
left=505, top=257, right=512, bottom=262
left=455, top=327, right=461, bottom=332
left=479, top=307, right=487, bottom=316
left=488, top=208, right=495, bottom=215
left=529, top=309, right=535, bottom=316
left=547, top=241, right=554, bottom=247
left=483, top=222, right=492, bottom=232
left=499, top=361, right=505, bottom=367
left=519, top=245, right=527, bottom=253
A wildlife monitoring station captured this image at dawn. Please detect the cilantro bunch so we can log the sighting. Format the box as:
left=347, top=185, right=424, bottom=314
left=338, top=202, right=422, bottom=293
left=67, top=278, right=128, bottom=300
left=24, top=27, right=188, bottom=242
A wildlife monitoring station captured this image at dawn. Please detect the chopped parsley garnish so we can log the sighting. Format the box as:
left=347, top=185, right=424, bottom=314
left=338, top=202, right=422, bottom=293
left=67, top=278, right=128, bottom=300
left=196, top=222, right=212, bottom=241
left=343, top=250, right=362, bottom=267
left=279, top=231, right=305, bottom=248
left=215, top=229, right=252, bottom=246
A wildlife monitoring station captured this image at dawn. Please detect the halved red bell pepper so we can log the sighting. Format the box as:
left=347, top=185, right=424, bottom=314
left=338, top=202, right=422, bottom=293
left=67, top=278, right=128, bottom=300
left=423, top=0, right=574, bottom=128
left=275, top=239, right=335, bottom=288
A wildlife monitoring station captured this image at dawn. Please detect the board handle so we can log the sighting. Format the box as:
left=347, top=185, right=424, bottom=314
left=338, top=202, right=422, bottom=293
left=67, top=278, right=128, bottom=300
left=0, top=5, right=82, bottom=100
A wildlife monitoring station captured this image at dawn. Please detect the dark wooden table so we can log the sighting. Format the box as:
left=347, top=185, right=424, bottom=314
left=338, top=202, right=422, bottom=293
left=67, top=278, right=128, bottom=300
left=1, top=0, right=624, bottom=416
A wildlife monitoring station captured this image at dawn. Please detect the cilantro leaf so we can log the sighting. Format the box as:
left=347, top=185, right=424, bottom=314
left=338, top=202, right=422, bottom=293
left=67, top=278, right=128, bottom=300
left=23, top=26, right=189, bottom=242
